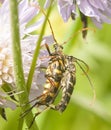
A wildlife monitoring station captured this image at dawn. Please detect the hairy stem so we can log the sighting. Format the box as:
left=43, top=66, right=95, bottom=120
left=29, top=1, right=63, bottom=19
left=9, top=0, right=39, bottom=129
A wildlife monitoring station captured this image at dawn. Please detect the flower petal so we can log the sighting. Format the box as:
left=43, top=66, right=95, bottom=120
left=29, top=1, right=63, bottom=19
left=58, top=0, right=76, bottom=22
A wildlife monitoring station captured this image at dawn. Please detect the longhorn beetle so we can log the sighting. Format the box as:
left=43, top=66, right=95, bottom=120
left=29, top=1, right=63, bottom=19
left=21, top=4, right=96, bottom=128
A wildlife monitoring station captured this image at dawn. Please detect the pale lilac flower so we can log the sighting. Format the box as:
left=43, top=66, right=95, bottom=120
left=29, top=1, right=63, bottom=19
left=57, top=0, right=111, bottom=27
left=0, top=0, right=51, bottom=109
left=44, top=0, right=111, bottom=27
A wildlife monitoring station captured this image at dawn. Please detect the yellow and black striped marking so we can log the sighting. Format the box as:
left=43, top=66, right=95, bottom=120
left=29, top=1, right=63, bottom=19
left=40, top=44, right=66, bottom=104
left=54, top=56, right=76, bottom=112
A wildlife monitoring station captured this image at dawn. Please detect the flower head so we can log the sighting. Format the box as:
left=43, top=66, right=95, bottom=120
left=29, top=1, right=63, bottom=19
left=57, top=0, right=111, bottom=27
left=0, top=0, right=51, bottom=109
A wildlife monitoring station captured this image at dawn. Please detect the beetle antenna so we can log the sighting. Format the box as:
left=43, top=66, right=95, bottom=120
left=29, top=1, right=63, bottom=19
left=63, top=27, right=96, bottom=45
left=31, top=3, right=59, bottom=45
left=76, top=61, right=96, bottom=105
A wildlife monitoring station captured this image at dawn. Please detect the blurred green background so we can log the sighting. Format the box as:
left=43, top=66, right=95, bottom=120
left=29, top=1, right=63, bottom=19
left=1, top=6, right=111, bottom=130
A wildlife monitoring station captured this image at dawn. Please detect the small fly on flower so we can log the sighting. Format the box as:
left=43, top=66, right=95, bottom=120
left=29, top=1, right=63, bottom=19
left=21, top=4, right=96, bottom=128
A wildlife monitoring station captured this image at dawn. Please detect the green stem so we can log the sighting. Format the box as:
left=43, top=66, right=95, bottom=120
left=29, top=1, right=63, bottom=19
left=26, top=1, right=53, bottom=93
left=9, top=0, right=39, bottom=129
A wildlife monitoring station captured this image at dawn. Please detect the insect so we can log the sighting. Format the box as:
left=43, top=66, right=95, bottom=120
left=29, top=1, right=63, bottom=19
left=21, top=44, right=94, bottom=128
left=21, top=5, right=96, bottom=128
left=21, top=43, right=66, bottom=127
left=32, top=43, right=66, bottom=107
left=50, top=55, right=76, bottom=112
